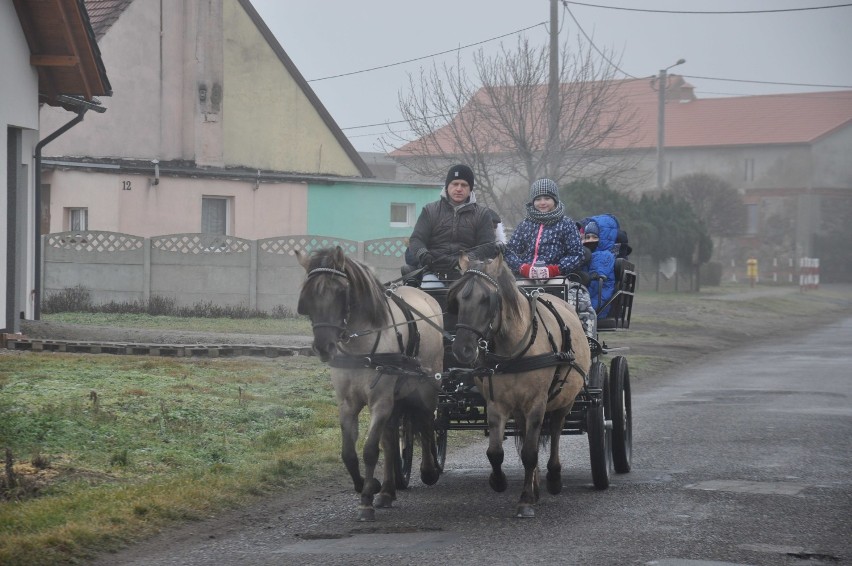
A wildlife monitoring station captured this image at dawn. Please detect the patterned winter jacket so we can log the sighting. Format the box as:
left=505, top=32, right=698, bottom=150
left=504, top=217, right=584, bottom=276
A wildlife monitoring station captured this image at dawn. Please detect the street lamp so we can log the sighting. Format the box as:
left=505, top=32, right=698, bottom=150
left=654, top=58, right=685, bottom=191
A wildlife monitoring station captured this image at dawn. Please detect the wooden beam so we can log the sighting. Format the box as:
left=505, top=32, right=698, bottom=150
left=30, top=55, right=80, bottom=67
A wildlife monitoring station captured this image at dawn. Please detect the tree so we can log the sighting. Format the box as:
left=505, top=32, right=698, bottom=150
left=668, top=173, right=746, bottom=238
left=382, top=35, right=640, bottom=221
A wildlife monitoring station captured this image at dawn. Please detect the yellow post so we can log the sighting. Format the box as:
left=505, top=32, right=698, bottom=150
left=747, top=258, right=758, bottom=288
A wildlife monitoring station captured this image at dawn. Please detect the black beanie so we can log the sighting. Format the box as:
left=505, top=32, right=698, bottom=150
left=445, top=164, right=475, bottom=190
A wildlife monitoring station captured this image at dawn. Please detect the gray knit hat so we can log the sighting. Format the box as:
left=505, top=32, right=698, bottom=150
left=529, top=178, right=559, bottom=203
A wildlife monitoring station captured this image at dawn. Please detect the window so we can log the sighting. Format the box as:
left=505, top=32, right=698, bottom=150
left=746, top=203, right=759, bottom=235
left=202, top=197, right=229, bottom=234
left=390, top=203, right=414, bottom=228
left=744, top=158, right=755, bottom=182
left=68, top=208, right=88, bottom=231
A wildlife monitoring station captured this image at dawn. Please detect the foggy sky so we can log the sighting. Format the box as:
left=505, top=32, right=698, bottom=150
left=251, top=0, right=852, bottom=152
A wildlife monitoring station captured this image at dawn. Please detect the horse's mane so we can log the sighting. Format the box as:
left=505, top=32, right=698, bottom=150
left=304, top=248, right=388, bottom=327
left=448, top=255, right=525, bottom=324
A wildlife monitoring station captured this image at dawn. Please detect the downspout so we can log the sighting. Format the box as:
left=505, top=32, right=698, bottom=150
left=32, top=108, right=88, bottom=319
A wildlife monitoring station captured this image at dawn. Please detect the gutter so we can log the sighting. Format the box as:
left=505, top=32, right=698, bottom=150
left=33, top=96, right=106, bottom=319
left=40, top=159, right=438, bottom=188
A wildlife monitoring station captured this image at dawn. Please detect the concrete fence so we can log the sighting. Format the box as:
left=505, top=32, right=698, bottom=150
left=42, top=231, right=664, bottom=313
left=42, top=231, right=410, bottom=313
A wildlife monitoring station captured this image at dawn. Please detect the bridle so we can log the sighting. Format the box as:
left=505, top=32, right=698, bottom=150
left=305, top=266, right=351, bottom=342
left=454, top=268, right=502, bottom=352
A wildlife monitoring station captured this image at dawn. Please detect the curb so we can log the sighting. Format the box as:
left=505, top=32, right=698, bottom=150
left=4, top=337, right=314, bottom=358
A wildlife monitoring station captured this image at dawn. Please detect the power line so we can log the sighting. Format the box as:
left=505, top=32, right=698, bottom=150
left=307, top=22, right=546, bottom=83
left=562, top=2, right=639, bottom=79
left=563, top=1, right=852, bottom=14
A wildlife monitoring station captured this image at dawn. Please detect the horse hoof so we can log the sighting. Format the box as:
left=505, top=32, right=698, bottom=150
left=516, top=504, right=536, bottom=518
left=421, top=467, right=440, bottom=486
left=547, top=478, right=562, bottom=495
left=357, top=506, right=376, bottom=522
left=489, top=473, right=508, bottom=493
left=374, top=493, right=394, bottom=508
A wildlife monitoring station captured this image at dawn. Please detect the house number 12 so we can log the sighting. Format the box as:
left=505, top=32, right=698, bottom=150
left=122, top=180, right=132, bottom=191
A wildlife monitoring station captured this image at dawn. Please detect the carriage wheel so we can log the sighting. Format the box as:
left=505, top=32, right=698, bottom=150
left=587, top=361, right=612, bottom=490
left=609, top=356, right=633, bottom=473
left=435, top=426, right=447, bottom=473
left=395, top=414, right=414, bottom=489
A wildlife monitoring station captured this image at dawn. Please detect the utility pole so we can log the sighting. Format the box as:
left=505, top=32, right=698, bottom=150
left=547, top=0, right=559, bottom=179
left=655, top=58, right=685, bottom=191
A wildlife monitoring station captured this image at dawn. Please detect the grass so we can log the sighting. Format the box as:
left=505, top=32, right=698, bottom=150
left=42, top=312, right=312, bottom=335
left=0, top=354, right=340, bottom=565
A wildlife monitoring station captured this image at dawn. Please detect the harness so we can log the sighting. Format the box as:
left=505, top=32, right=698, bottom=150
left=305, top=267, right=434, bottom=386
left=458, top=269, right=587, bottom=402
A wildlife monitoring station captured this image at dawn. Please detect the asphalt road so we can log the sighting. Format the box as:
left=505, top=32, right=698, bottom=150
left=98, top=317, right=852, bottom=566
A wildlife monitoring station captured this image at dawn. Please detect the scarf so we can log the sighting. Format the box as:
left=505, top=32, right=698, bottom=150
left=525, top=200, right=565, bottom=225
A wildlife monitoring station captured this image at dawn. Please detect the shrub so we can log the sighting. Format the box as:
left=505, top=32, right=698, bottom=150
left=42, top=285, right=93, bottom=313
left=700, top=261, right=723, bottom=286
left=41, top=288, right=298, bottom=318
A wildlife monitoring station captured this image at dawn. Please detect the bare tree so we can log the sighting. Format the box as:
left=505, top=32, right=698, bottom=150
left=668, top=173, right=747, bottom=238
left=381, top=34, right=640, bottom=221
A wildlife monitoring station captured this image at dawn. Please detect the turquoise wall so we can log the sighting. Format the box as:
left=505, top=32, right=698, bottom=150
left=306, top=182, right=440, bottom=240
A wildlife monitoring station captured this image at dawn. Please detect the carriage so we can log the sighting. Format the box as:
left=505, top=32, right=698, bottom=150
left=297, top=247, right=636, bottom=519
left=397, top=256, right=637, bottom=492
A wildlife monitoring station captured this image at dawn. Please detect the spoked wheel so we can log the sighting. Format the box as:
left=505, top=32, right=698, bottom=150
left=435, top=425, right=447, bottom=473
left=587, top=361, right=612, bottom=490
left=609, top=356, right=633, bottom=473
left=395, top=413, right=414, bottom=489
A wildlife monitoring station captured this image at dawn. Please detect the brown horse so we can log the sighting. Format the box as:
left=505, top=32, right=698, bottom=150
left=297, top=247, right=444, bottom=521
left=447, top=253, right=592, bottom=518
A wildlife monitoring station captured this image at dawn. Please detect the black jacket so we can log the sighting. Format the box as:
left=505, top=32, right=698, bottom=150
left=408, top=196, right=495, bottom=274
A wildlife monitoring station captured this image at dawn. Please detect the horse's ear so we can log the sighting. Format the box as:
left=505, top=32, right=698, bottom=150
left=296, top=249, right=310, bottom=270
left=332, top=246, right=346, bottom=270
left=458, top=252, right=470, bottom=272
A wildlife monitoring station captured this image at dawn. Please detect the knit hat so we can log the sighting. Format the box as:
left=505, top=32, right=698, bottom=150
left=529, top=178, right=559, bottom=203
left=583, top=220, right=600, bottom=240
left=445, top=164, right=475, bottom=190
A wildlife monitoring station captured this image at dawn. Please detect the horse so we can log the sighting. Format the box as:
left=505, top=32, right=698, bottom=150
left=296, top=246, right=444, bottom=521
left=447, top=252, right=592, bottom=518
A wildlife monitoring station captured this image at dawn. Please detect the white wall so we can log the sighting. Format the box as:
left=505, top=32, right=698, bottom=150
left=1, top=0, right=40, bottom=330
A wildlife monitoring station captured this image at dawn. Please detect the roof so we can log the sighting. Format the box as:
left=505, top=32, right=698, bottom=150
left=84, top=0, right=133, bottom=40
left=12, top=0, right=112, bottom=107
left=393, top=78, right=852, bottom=156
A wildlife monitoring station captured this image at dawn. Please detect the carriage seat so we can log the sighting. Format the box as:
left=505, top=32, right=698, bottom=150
left=596, top=258, right=636, bottom=331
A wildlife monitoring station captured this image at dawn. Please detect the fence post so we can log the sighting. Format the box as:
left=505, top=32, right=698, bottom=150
left=143, top=238, right=151, bottom=302
left=249, top=240, right=258, bottom=310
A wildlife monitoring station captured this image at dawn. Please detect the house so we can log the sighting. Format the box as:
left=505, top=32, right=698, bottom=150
left=391, top=78, right=852, bottom=280
left=2, top=0, right=111, bottom=334
left=38, top=0, right=437, bottom=243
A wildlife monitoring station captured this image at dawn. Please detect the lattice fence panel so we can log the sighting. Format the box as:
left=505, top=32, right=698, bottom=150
left=258, top=236, right=358, bottom=256
left=46, top=231, right=144, bottom=252
left=364, top=238, right=408, bottom=259
left=151, top=234, right=251, bottom=254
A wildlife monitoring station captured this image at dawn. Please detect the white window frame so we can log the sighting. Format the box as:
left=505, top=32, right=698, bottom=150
left=67, top=207, right=88, bottom=231
left=201, top=196, right=231, bottom=235
left=390, top=202, right=415, bottom=228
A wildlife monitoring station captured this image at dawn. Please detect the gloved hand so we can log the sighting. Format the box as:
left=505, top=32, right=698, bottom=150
left=519, top=263, right=531, bottom=278
left=419, top=251, right=434, bottom=268
left=529, top=264, right=550, bottom=279
left=546, top=265, right=560, bottom=278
